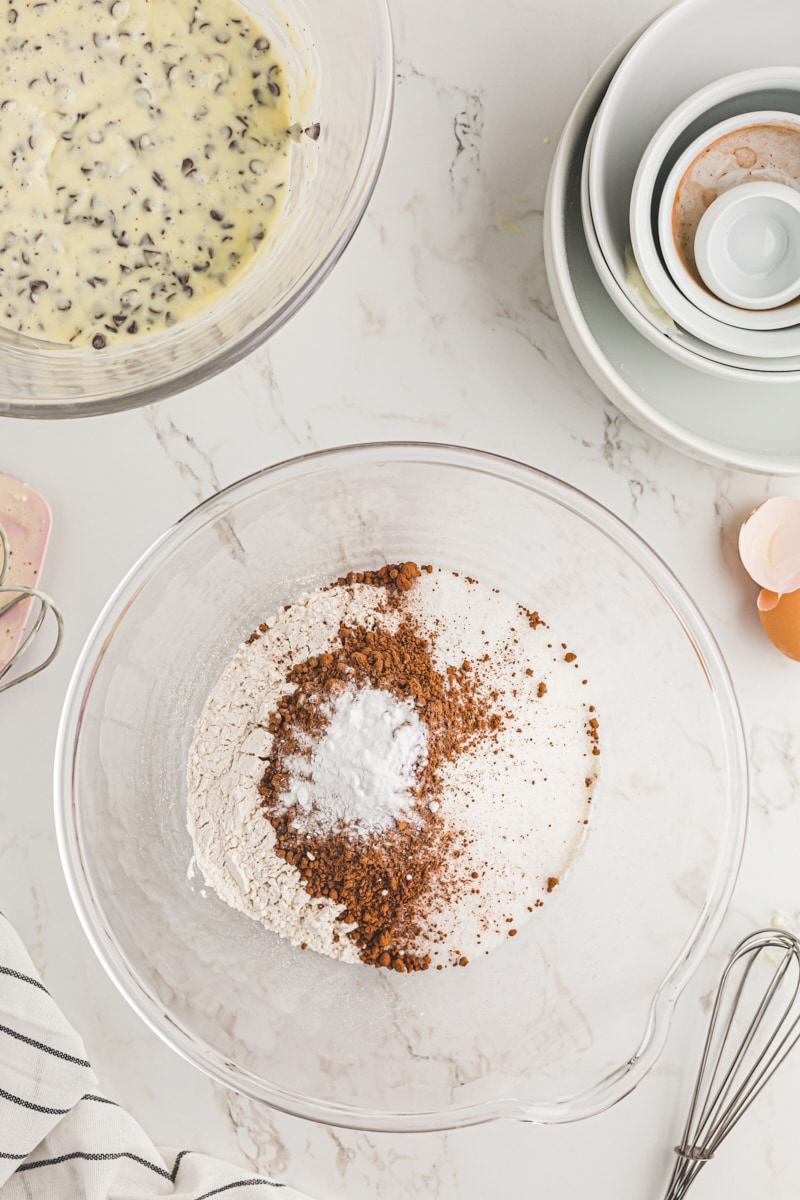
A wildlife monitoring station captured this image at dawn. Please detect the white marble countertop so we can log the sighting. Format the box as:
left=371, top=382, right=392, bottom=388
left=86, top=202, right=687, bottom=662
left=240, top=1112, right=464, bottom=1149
left=3, top=0, right=800, bottom=1195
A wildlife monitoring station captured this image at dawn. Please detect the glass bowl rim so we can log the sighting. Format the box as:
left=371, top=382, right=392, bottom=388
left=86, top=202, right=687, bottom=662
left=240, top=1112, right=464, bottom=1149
left=54, top=440, right=748, bottom=1130
left=5, top=0, right=395, bottom=420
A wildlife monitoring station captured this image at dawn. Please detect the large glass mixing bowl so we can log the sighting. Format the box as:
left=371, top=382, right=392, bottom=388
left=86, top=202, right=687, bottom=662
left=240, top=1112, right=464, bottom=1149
left=55, top=443, right=747, bottom=1130
left=2, top=0, right=393, bottom=418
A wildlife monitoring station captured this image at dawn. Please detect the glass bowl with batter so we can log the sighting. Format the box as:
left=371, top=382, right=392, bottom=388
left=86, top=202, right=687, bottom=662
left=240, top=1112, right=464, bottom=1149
left=0, top=0, right=393, bottom=417
left=55, top=442, right=747, bottom=1131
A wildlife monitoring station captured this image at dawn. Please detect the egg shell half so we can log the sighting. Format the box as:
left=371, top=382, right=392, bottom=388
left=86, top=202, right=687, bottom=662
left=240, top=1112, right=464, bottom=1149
left=740, top=497, right=800, bottom=595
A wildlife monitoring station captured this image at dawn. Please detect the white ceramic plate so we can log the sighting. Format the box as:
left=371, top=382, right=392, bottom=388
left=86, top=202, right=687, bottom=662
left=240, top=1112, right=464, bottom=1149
left=589, top=0, right=800, bottom=326
left=545, top=31, right=800, bottom=475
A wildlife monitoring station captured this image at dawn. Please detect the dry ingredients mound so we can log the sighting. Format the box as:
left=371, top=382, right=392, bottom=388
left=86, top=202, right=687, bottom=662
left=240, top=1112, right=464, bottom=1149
left=187, top=563, right=600, bottom=972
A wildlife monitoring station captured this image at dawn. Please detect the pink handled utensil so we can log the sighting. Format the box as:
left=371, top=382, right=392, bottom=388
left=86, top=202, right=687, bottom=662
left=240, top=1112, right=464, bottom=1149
left=0, top=473, right=62, bottom=692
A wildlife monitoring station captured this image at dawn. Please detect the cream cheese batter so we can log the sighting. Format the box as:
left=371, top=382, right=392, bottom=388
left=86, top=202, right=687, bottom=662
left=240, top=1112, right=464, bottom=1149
left=0, top=0, right=296, bottom=346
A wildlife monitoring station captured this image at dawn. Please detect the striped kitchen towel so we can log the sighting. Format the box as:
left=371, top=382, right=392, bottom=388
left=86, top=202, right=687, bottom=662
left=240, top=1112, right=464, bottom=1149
left=0, top=911, right=311, bottom=1199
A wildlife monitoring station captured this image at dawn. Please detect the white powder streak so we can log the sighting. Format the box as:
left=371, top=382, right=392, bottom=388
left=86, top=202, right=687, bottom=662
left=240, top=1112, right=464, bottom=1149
left=283, top=686, right=427, bottom=835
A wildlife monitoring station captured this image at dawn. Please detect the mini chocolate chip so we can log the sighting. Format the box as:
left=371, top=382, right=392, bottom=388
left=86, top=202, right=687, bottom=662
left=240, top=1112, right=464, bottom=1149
left=92, top=333, right=106, bottom=349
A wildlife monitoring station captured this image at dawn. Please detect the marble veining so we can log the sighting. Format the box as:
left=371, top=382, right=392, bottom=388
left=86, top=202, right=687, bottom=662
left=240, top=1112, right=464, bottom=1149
left=4, top=0, right=800, bottom=1196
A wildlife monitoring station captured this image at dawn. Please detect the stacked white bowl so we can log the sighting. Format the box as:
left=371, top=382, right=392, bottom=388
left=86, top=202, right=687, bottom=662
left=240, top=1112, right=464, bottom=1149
left=544, top=0, right=800, bottom=475
left=586, top=66, right=800, bottom=378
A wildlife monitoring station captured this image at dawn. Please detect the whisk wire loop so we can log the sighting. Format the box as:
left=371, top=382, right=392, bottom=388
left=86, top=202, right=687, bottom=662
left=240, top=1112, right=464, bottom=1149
left=696, top=945, right=794, bottom=1149
left=664, top=929, right=800, bottom=1200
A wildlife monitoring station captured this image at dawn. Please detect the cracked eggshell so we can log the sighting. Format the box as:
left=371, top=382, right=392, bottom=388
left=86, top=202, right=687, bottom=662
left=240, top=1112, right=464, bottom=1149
left=739, top=497, right=800, bottom=596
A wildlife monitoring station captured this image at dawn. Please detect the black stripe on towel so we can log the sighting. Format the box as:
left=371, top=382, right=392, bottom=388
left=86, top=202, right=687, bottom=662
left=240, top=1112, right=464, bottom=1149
left=0, top=1151, right=27, bottom=1160
left=18, top=1146, right=192, bottom=1181
left=15, top=1151, right=284, bottom=1192
left=81, top=1094, right=118, bottom=1106
left=0, top=964, right=48, bottom=993
left=194, top=1181, right=284, bottom=1198
left=0, top=1021, right=91, bottom=1067
left=0, top=1086, right=70, bottom=1116
left=171, top=1149, right=191, bottom=1177
left=18, top=1151, right=174, bottom=1179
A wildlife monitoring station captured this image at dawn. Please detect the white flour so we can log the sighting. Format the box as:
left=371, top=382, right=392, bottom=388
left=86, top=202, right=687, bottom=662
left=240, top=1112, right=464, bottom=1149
left=187, top=585, right=389, bottom=963
left=187, top=570, right=599, bottom=968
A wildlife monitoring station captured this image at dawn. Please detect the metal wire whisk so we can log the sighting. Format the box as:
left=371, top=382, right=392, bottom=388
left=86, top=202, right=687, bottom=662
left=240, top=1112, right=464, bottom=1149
left=0, top=521, right=63, bottom=693
left=664, top=927, right=800, bottom=1199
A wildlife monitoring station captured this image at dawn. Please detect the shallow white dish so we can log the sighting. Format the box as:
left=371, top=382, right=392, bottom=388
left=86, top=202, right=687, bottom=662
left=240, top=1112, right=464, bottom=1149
left=582, top=125, right=800, bottom=380
left=694, top=181, right=800, bottom=311
left=545, top=29, right=800, bottom=475
left=590, top=0, right=800, bottom=333
left=633, top=111, right=800, bottom=352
